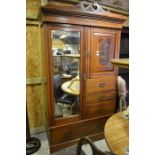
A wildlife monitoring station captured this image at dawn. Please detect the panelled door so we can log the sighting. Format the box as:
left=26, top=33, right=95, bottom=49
left=89, top=28, right=119, bottom=78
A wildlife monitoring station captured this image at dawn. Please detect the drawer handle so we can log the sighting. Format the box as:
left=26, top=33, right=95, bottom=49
left=99, top=82, right=105, bottom=87
left=98, top=96, right=104, bottom=101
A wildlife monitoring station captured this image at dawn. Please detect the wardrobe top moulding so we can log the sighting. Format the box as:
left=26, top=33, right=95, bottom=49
left=39, top=3, right=128, bottom=29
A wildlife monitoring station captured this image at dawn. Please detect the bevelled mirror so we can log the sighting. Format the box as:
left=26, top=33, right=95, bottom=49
left=51, top=29, right=80, bottom=119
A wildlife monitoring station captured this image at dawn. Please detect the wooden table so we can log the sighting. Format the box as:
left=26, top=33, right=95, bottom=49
left=111, top=58, right=129, bottom=69
left=61, top=74, right=72, bottom=83
left=61, top=79, right=80, bottom=96
left=104, top=112, right=129, bottom=155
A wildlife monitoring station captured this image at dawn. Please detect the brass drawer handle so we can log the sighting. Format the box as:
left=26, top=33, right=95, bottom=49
left=99, top=82, right=105, bottom=87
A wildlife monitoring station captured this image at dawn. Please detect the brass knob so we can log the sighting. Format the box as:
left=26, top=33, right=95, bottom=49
left=99, top=82, right=105, bottom=87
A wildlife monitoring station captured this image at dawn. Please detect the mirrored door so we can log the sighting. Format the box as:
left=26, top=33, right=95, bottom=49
left=51, top=27, right=81, bottom=120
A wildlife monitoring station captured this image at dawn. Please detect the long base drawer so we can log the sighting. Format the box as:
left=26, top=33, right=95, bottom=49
left=48, top=115, right=111, bottom=152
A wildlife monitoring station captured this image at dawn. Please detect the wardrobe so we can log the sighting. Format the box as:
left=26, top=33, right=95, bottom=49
left=39, top=2, right=127, bottom=153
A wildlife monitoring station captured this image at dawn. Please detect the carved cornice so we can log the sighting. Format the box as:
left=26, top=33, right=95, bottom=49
left=48, top=0, right=129, bottom=15
left=39, top=2, right=127, bottom=23
left=38, top=0, right=128, bottom=30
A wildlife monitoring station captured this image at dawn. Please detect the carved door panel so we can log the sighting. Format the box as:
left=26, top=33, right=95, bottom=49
left=90, top=28, right=118, bottom=78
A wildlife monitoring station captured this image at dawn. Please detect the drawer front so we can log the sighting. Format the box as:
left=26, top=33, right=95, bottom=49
left=83, top=100, right=116, bottom=119
left=49, top=116, right=110, bottom=146
left=85, top=90, right=116, bottom=103
left=86, top=76, right=116, bottom=93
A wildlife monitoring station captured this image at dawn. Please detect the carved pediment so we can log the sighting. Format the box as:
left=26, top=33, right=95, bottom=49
left=77, top=1, right=108, bottom=14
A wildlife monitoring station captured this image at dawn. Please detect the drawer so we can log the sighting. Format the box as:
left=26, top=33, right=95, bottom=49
left=83, top=100, right=116, bottom=119
left=49, top=116, right=110, bottom=146
left=85, top=90, right=116, bottom=103
left=86, top=76, right=116, bottom=93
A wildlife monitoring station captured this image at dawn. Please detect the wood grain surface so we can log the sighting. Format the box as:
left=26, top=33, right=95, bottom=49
left=104, top=112, right=129, bottom=155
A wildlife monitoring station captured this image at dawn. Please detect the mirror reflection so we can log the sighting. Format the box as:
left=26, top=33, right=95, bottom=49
left=51, top=30, right=80, bottom=119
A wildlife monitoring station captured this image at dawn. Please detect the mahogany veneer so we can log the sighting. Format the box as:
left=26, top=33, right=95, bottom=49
left=39, top=2, right=127, bottom=153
